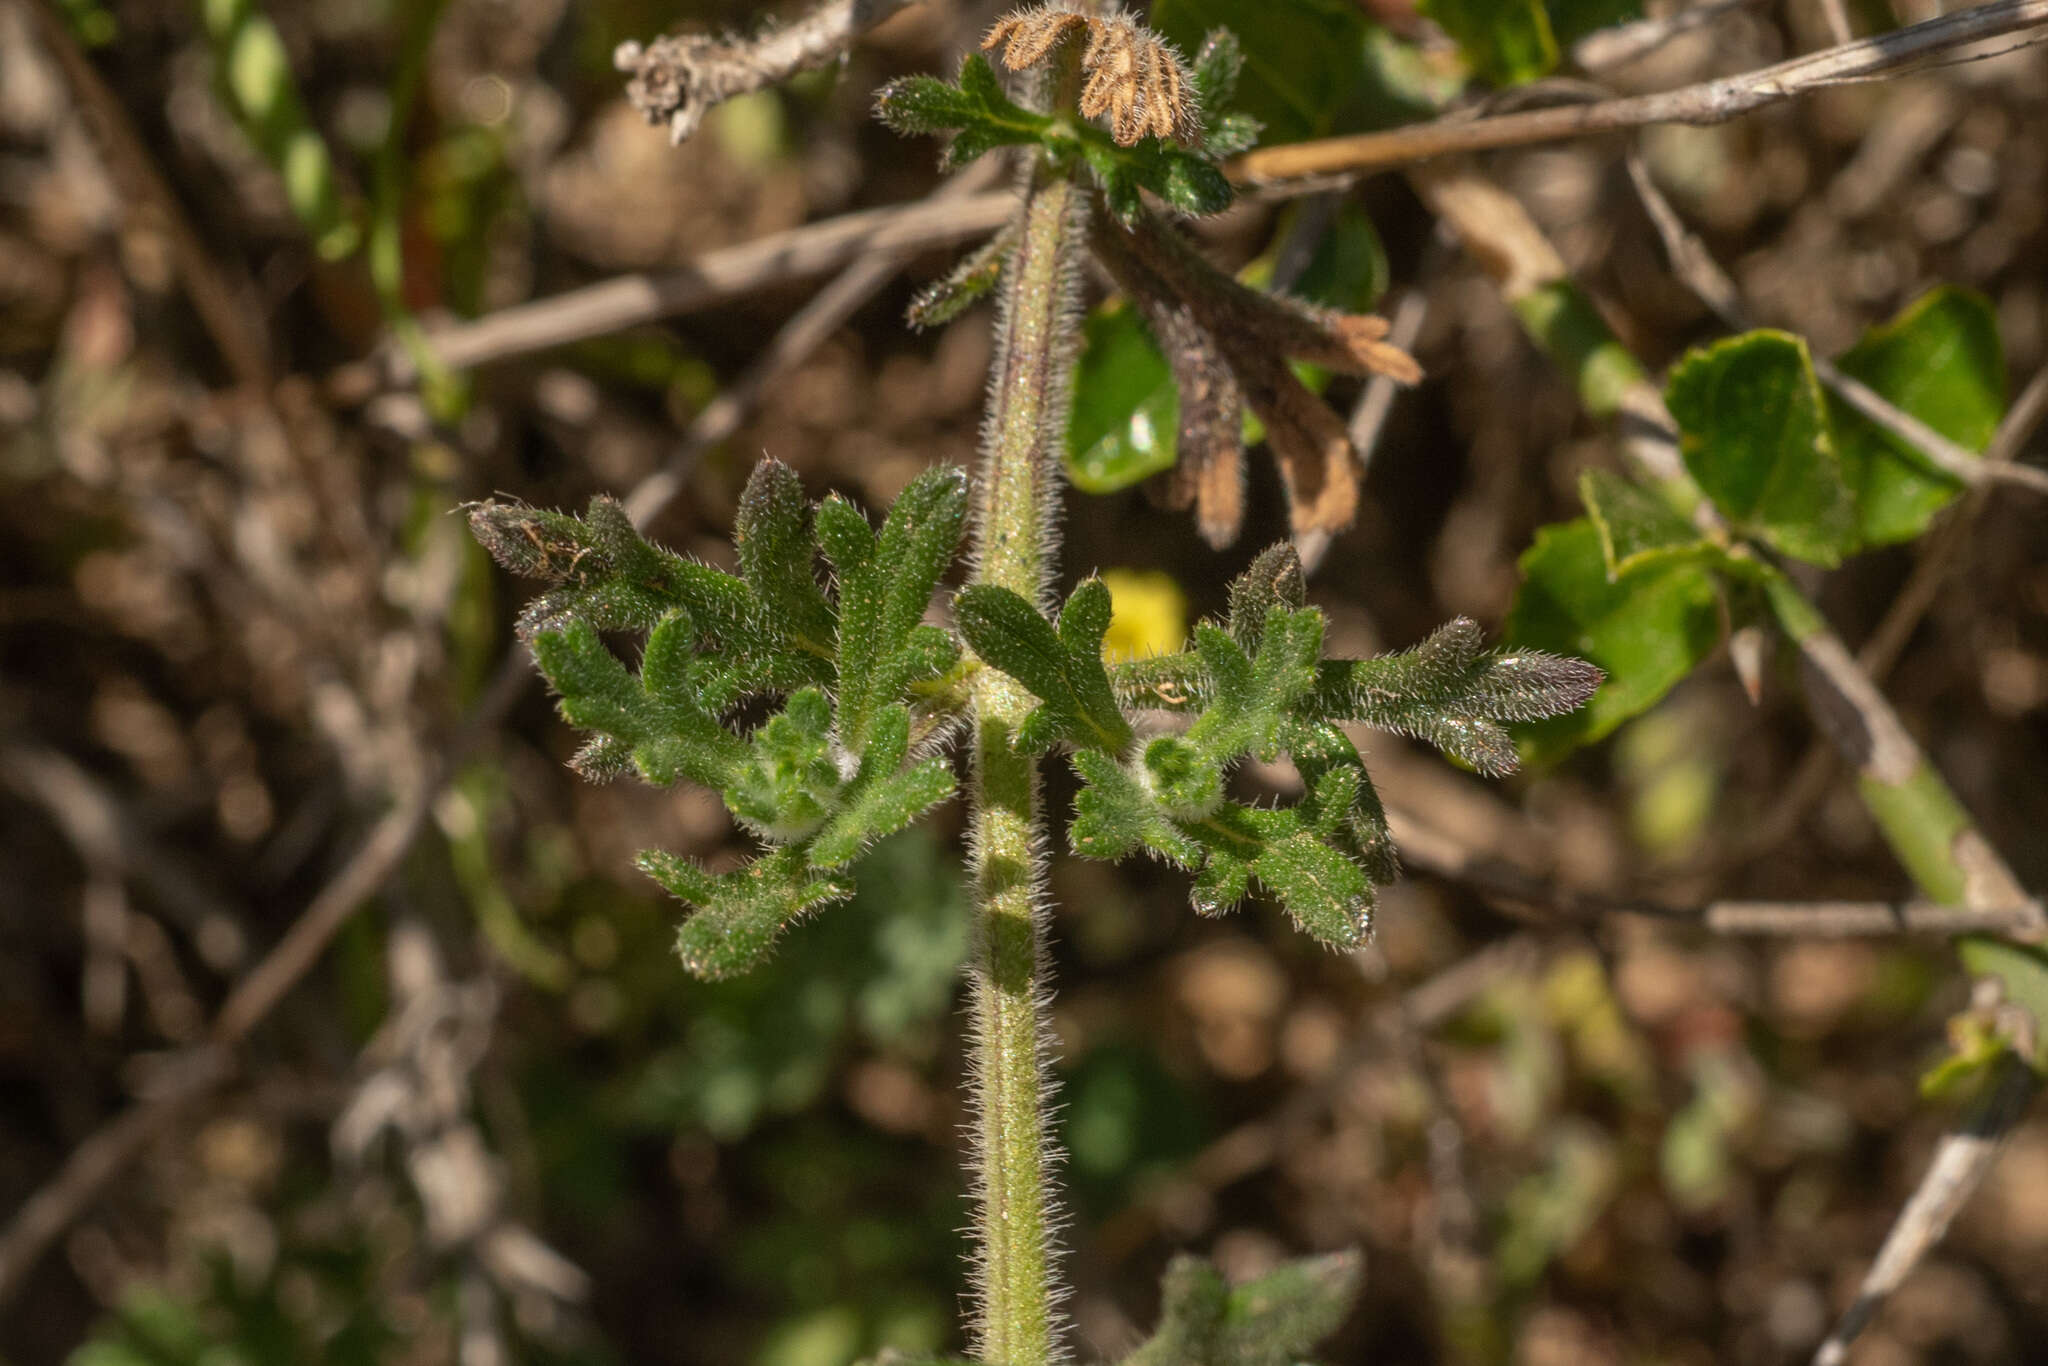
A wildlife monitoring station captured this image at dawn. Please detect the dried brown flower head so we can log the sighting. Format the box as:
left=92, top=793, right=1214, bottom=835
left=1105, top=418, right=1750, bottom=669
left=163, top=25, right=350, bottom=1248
left=983, top=6, right=1202, bottom=148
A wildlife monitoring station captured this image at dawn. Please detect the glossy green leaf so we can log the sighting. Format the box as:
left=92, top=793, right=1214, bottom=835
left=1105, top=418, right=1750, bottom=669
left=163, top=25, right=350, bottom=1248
left=1503, top=517, right=1723, bottom=762
left=1066, top=303, right=1181, bottom=493
left=1832, top=285, right=2004, bottom=546
left=1666, top=330, right=1858, bottom=567
left=1422, top=0, right=1559, bottom=85
left=1289, top=202, right=1388, bottom=313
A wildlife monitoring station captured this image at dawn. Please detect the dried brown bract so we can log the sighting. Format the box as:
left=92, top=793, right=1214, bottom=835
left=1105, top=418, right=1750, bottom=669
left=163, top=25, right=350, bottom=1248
left=982, top=6, right=1202, bottom=148
left=1092, top=206, right=1423, bottom=562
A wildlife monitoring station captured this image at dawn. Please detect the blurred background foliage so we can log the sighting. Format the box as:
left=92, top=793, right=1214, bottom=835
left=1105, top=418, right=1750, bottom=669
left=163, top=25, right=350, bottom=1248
left=4, top=0, right=2048, bottom=1363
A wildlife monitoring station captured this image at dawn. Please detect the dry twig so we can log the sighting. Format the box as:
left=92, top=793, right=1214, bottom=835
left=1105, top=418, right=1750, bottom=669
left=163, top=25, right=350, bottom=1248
left=383, top=189, right=1016, bottom=382
left=1812, top=1056, right=2039, bottom=1366
left=617, top=0, right=919, bottom=145
left=1232, top=0, right=2048, bottom=183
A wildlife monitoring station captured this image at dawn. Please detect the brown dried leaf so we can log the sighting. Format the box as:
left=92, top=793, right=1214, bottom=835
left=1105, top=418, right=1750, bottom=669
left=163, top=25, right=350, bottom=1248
left=984, top=6, right=1201, bottom=147
left=983, top=7, right=1089, bottom=70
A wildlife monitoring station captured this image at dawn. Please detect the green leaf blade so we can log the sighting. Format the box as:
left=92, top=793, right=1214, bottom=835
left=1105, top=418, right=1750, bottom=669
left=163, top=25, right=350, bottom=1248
left=1502, top=518, right=1721, bottom=764
left=734, top=459, right=835, bottom=654
left=1832, top=285, right=2003, bottom=546
left=642, top=847, right=854, bottom=981
left=1666, top=330, right=1858, bottom=567
left=1422, top=0, right=1560, bottom=85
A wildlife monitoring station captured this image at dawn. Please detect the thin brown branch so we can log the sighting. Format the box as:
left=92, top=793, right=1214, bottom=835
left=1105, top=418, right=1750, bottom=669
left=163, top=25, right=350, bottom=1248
left=1812, top=1057, right=2039, bottom=1366
left=623, top=159, right=1005, bottom=527
left=1700, top=900, right=2047, bottom=936
left=618, top=0, right=919, bottom=145
left=383, top=189, right=1016, bottom=382
left=1231, top=0, right=2048, bottom=184
left=1398, top=156, right=2042, bottom=1351
left=1390, top=804, right=2045, bottom=936
left=1987, top=364, right=2048, bottom=468
left=1717, top=364, right=2046, bottom=863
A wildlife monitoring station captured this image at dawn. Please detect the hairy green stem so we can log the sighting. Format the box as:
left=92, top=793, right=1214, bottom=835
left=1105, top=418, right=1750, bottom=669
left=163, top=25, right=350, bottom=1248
left=964, top=150, right=1084, bottom=1366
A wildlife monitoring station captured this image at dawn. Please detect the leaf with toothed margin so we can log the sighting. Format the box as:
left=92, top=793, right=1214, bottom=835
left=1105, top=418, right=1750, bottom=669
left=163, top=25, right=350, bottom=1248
left=956, top=580, right=1136, bottom=754
left=875, top=54, right=1051, bottom=165
left=723, top=687, right=841, bottom=843
left=908, top=222, right=1018, bottom=330
left=642, top=847, right=855, bottom=981
left=1191, top=28, right=1243, bottom=125
left=734, top=460, right=836, bottom=657
left=470, top=495, right=698, bottom=634
left=820, top=465, right=969, bottom=754
left=529, top=617, right=744, bottom=789
left=809, top=705, right=957, bottom=867
left=1225, top=543, right=1308, bottom=649
left=1119, top=1248, right=1363, bottom=1366
left=1312, top=616, right=1603, bottom=776
left=1287, top=719, right=1398, bottom=884
left=1176, top=608, right=1324, bottom=765
left=471, top=491, right=828, bottom=692
left=1238, top=806, right=1375, bottom=949
left=1070, top=749, right=1202, bottom=865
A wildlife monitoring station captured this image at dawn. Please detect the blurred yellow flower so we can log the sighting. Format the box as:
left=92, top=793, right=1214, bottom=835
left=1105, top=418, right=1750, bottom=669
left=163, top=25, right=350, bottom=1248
left=1099, top=568, right=1188, bottom=664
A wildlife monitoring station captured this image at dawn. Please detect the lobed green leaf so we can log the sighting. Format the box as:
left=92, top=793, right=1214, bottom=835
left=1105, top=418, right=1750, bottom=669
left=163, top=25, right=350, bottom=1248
left=641, top=847, right=855, bottom=981
left=956, top=581, right=1135, bottom=754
